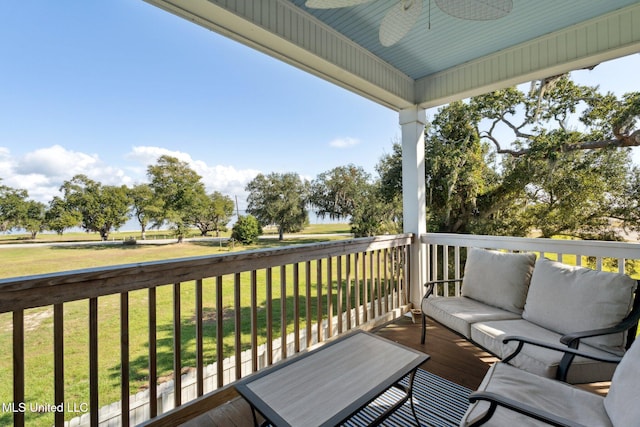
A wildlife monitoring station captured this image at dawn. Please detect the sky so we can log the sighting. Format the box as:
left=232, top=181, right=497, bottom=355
left=1, top=1, right=639, bottom=219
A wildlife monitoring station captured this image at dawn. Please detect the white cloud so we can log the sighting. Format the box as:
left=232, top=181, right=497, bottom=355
left=16, top=145, right=100, bottom=178
left=0, top=145, right=262, bottom=207
left=199, top=164, right=261, bottom=196
left=126, top=146, right=193, bottom=166
left=329, top=137, right=360, bottom=148
left=127, top=145, right=260, bottom=197
left=0, top=145, right=134, bottom=203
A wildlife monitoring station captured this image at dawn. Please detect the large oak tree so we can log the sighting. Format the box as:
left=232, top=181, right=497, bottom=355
left=147, top=155, right=207, bottom=242
left=377, top=74, right=640, bottom=239
left=246, top=172, right=309, bottom=240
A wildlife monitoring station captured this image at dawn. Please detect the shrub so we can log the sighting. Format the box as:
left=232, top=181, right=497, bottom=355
left=231, top=215, right=261, bottom=244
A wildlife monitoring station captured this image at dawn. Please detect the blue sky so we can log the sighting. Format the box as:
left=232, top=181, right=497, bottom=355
left=1, top=1, right=638, bottom=213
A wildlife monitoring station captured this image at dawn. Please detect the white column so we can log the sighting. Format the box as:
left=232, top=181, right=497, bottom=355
left=399, top=107, right=427, bottom=307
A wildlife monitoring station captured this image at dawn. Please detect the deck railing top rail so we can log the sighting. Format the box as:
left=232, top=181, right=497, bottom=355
left=421, top=233, right=640, bottom=259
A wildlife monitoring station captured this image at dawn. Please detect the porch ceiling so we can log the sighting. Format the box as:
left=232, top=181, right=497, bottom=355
left=144, top=0, right=640, bottom=110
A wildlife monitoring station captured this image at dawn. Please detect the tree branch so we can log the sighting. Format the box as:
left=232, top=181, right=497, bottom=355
left=482, top=132, right=640, bottom=157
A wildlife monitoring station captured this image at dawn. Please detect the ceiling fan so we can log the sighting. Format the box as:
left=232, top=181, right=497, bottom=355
left=305, top=0, right=513, bottom=47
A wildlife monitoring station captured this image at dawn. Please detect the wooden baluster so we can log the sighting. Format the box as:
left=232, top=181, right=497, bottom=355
left=293, top=263, right=300, bottom=353
left=54, top=304, right=64, bottom=427
left=13, top=309, right=24, bottom=427
left=234, top=273, right=242, bottom=380
left=454, top=247, right=461, bottom=296
left=384, top=248, right=389, bottom=312
left=362, top=252, right=368, bottom=323
left=89, top=298, right=98, bottom=426
left=337, top=255, right=343, bottom=334
left=354, top=253, right=360, bottom=326
left=326, top=257, right=333, bottom=338
left=148, top=287, right=158, bottom=418
left=251, top=270, right=258, bottom=373
left=121, top=292, right=130, bottom=427
left=280, top=265, right=287, bottom=360
left=173, top=283, right=181, bottom=407
left=215, top=277, right=223, bottom=388
left=369, top=251, right=375, bottom=319
left=346, top=254, right=352, bottom=330
left=195, top=279, right=204, bottom=396
left=316, top=259, right=323, bottom=343
left=266, top=268, right=273, bottom=365
left=376, top=250, right=382, bottom=315
left=305, top=261, right=312, bottom=348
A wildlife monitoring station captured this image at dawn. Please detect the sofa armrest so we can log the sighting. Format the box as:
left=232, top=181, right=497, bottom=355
left=560, top=321, right=635, bottom=348
left=502, top=335, right=622, bottom=382
left=467, top=391, right=587, bottom=427
left=422, top=278, right=463, bottom=300
left=501, top=335, right=622, bottom=365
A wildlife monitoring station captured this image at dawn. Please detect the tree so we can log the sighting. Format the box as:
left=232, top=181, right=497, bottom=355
left=350, top=184, right=402, bottom=237
left=231, top=214, right=261, bottom=244
left=518, top=148, right=629, bottom=239
left=147, top=155, right=207, bottom=242
left=377, top=75, right=639, bottom=239
left=309, top=164, right=371, bottom=221
left=45, top=196, right=82, bottom=235
left=129, top=184, right=163, bottom=240
left=21, top=200, right=47, bottom=239
left=0, top=184, right=29, bottom=232
left=59, top=175, right=130, bottom=241
left=0, top=183, right=47, bottom=239
left=615, top=166, right=640, bottom=234
left=246, top=172, right=309, bottom=240
left=191, top=191, right=235, bottom=237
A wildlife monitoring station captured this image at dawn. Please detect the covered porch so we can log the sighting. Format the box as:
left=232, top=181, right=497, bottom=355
left=3, top=0, right=640, bottom=425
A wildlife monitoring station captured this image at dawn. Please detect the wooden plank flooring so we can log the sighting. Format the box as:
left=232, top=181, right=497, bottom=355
left=179, top=314, right=609, bottom=426
left=180, top=315, right=494, bottom=427
left=374, top=314, right=496, bottom=391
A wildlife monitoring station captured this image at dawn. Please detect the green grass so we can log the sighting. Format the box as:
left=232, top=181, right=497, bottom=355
left=0, top=226, right=370, bottom=426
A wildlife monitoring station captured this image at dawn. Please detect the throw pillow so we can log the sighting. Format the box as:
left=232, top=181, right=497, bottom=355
left=461, top=248, right=536, bottom=314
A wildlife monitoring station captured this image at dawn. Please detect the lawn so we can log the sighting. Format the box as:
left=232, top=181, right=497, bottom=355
left=0, top=225, right=357, bottom=426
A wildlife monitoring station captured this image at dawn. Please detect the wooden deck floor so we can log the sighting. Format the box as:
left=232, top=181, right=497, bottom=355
left=180, top=315, right=495, bottom=427
left=374, top=314, right=496, bottom=391
left=179, top=315, right=609, bottom=426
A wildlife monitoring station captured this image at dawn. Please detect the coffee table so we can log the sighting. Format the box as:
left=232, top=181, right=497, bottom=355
left=235, top=330, right=429, bottom=427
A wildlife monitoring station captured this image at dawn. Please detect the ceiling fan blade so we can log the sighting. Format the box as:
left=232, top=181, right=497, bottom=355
left=305, top=0, right=374, bottom=9
left=435, top=0, right=512, bottom=21
left=379, top=0, right=423, bottom=47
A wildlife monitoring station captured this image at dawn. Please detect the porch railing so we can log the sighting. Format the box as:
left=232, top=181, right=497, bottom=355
left=0, top=234, right=413, bottom=427
left=421, top=233, right=640, bottom=297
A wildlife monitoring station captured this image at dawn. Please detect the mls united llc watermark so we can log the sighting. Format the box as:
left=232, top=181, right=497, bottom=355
left=2, top=402, right=89, bottom=414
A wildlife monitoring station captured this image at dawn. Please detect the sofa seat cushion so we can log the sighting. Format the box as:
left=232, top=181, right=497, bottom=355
left=422, top=296, right=520, bottom=339
left=460, top=362, right=611, bottom=427
left=523, top=257, right=637, bottom=355
left=461, top=248, right=536, bottom=314
left=471, top=319, right=618, bottom=383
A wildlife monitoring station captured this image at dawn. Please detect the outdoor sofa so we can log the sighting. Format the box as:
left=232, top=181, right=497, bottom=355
left=421, top=248, right=640, bottom=384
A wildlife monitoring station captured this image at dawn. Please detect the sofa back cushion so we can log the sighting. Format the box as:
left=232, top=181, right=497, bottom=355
left=523, top=257, right=637, bottom=355
left=461, top=248, right=536, bottom=314
left=604, top=337, right=640, bottom=426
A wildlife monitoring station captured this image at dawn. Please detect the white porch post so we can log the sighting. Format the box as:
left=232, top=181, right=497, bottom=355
left=400, top=107, right=427, bottom=307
